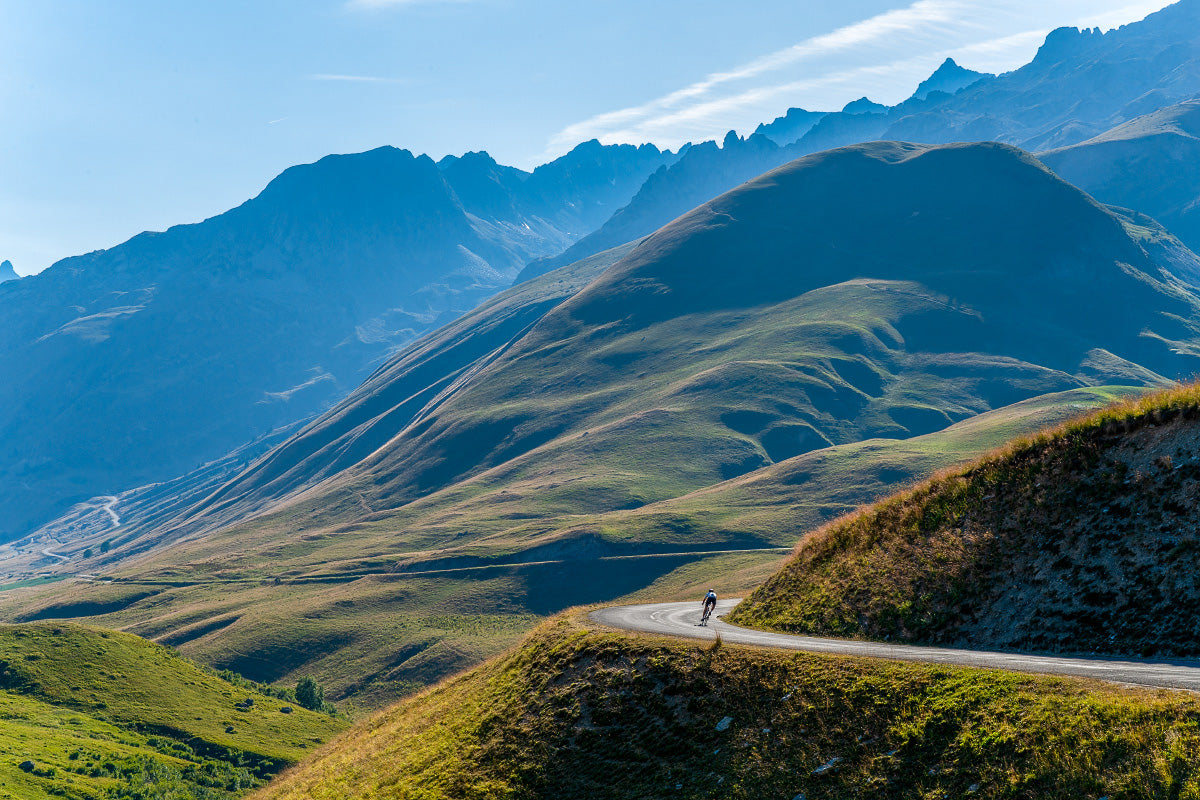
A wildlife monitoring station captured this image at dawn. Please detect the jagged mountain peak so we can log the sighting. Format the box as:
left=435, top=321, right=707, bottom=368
left=754, top=107, right=828, bottom=146
left=248, top=145, right=460, bottom=221
left=842, top=97, right=887, bottom=115
left=909, top=57, right=992, bottom=101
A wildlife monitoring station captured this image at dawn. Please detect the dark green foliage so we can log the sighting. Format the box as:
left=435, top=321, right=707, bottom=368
left=89, top=752, right=257, bottom=799
left=294, top=676, right=323, bottom=711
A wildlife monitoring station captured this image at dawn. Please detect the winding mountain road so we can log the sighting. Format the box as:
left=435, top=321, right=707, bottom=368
left=590, top=600, right=1200, bottom=692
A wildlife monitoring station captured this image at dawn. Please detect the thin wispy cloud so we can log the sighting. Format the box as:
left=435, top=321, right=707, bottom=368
left=345, top=0, right=475, bottom=9
left=308, top=73, right=408, bottom=84
left=546, top=0, right=1173, bottom=157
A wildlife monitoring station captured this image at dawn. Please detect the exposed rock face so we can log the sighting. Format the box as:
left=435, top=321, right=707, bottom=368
left=733, top=385, right=1200, bottom=659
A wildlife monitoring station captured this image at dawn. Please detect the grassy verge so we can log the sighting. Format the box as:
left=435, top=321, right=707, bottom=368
left=255, top=613, right=1200, bottom=799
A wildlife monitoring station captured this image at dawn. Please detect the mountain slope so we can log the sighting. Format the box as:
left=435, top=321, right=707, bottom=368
left=9, top=141, right=1200, bottom=706
left=0, top=143, right=669, bottom=541
left=322, top=141, right=1199, bottom=527
left=732, top=383, right=1200, bottom=658
left=0, top=387, right=1134, bottom=710
left=438, top=139, right=674, bottom=248
left=1041, top=99, right=1200, bottom=252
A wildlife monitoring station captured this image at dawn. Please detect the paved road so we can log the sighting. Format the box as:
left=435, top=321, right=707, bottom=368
left=590, top=600, right=1200, bottom=692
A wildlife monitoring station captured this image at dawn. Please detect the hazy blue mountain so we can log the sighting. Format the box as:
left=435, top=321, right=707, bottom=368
left=908, top=58, right=991, bottom=101
left=0, top=143, right=671, bottom=541
left=754, top=107, right=828, bottom=146
left=882, top=1, right=1200, bottom=150
left=0, top=261, right=17, bottom=283
left=1040, top=100, right=1200, bottom=252
left=516, top=139, right=677, bottom=232
left=519, top=131, right=791, bottom=281
left=841, top=97, right=888, bottom=115
left=438, top=139, right=674, bottom=240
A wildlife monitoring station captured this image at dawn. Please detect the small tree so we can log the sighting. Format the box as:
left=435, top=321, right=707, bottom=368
left=295, top=676, right=324, bottom=711
left=99, top=540, right=112, bottom=554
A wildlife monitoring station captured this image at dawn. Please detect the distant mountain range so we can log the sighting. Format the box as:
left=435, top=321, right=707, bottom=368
left=524, top=1, right=1200, bottom=279
left=0, top=141, right=673, bottom=540
left=753, top=108, right=827, bottom=146
left=0, top=261, right=17, bottom=283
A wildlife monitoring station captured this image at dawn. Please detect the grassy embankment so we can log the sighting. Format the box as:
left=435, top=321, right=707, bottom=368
left=732, top=382, right=1200, bottom=656
left=0, top=622, right=345, bottom=800
left=256, top=613, right=1200, bottom=800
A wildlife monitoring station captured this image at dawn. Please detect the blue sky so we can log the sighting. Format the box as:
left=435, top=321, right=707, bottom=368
left=0, top=0, right=1175, bottom=274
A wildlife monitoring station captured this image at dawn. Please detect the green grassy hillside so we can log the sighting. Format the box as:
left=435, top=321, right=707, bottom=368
left=0, top=388, right=1134, bottom=710
left=253, top=613, right=1200, bottom=800
left=0, top=622, right=345, bottom=800
left=732, top=383, right=1200, bottom=657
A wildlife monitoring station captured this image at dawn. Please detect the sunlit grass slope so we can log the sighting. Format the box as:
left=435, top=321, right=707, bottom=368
left=256, top=614, right=1200, bottom=800
left=732, top=383, right=1200, bottom=657
left=0, top=622, right=345, bottom=799
left=0, top=388, right=1134, bottom=710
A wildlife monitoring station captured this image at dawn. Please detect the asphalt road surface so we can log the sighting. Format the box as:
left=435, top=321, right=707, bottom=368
left=590, top=599, right=1200, bottom=691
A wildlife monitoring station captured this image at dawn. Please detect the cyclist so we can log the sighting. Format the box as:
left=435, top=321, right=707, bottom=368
left=701, top=589, right=718, bottom=625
